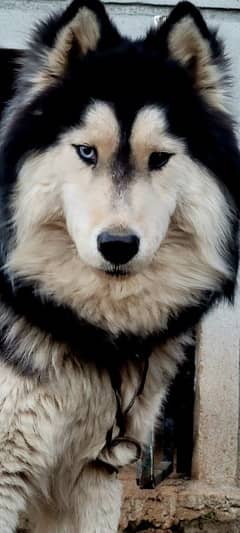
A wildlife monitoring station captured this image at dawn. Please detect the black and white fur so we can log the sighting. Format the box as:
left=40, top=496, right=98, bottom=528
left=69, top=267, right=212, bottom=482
left=0, top=1, right=239, bottom=531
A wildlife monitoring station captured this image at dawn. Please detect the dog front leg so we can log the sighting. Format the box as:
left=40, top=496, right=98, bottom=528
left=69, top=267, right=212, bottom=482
left=34, top=463, right=122, bottom=533
left=0, top=466, right=29, bottom=533
left=72, top=462, right=122, bottom=533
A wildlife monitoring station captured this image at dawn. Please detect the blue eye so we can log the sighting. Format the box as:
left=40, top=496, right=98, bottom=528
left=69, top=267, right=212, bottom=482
left=73, top=145, right=97, bottom=165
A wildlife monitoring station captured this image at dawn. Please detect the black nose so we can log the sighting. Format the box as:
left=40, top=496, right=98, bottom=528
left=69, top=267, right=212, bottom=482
left=97, top=232, right=140, bottom=265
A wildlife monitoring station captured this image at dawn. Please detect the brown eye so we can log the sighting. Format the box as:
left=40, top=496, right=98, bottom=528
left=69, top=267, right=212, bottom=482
left=73, top=144, right=97, bottom=165
left=148, top=152, right=173, bottom=171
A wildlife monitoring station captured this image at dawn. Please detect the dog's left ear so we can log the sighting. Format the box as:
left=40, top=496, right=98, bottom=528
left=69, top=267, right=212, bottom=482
left=21, top=0, right=121, bottom=91
left=146, top=1, right=227, bottom=109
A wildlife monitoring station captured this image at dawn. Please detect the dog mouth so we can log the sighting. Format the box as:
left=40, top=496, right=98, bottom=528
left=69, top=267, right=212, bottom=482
left=103, top=265, right=131, bottom=277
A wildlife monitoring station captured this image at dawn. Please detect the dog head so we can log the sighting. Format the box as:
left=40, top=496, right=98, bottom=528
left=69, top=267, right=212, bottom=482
left=0, top=0, right=239, bottom=334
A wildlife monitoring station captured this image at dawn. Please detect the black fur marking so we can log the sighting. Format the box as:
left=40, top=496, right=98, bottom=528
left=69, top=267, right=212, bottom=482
left=0, top=328, right=35, bottom=377
left=112, top=136, right=132, bottom=189
left=0, top=266, right=233, bottom=376
left=0, top=49, right=22, bottom=122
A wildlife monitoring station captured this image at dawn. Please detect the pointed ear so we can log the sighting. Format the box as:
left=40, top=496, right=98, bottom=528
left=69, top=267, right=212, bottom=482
left=147, top=2, right=227, bottom=109
left=21, top=0, right=121, bottom=91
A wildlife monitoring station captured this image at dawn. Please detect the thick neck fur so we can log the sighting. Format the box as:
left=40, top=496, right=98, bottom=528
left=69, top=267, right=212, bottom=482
left=0, top=268, right=219, bottom=378
left=0, top=209, right=235, bottom=377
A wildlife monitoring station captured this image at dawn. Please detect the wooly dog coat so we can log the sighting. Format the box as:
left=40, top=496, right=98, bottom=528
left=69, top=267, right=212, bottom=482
left=0, top=0, right=239, bottom=531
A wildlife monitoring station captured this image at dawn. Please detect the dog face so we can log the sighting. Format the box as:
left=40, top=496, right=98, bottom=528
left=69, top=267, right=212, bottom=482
left=0, top=0, right=239, bottom=333
left=14, top=102, right=183, bottom=276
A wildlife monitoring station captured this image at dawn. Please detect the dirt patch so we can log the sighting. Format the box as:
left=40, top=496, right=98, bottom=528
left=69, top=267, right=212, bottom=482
left=119, top=468, right=240, bottom=532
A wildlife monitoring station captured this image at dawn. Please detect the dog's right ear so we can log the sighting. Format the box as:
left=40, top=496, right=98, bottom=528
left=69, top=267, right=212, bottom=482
left=21, top=0, right=121, bottom=91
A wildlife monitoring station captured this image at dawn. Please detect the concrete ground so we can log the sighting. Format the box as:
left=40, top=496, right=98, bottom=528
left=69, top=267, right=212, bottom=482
left=119, top=468, right=240, bottom=533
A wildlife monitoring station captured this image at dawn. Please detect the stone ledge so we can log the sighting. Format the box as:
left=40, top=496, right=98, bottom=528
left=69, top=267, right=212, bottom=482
left=119, top=469, right=240, bottom=532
